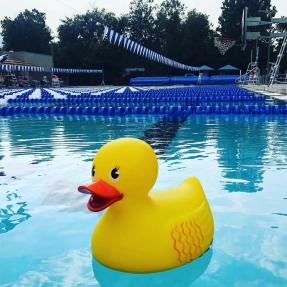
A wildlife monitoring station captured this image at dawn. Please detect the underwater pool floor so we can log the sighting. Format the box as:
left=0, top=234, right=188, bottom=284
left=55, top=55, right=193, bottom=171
left=0, top=114, right=287, bottom=287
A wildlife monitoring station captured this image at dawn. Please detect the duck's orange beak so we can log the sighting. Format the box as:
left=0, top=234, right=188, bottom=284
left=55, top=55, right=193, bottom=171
left=78, top=179, right=123, bottom=212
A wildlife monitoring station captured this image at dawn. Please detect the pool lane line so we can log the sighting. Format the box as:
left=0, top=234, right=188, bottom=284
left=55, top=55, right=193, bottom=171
left=141, top=115, right=188, bottom=156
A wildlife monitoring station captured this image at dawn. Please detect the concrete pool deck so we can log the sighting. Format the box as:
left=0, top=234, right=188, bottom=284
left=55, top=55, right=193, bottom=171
left=241, top=84, right=287, bottom=102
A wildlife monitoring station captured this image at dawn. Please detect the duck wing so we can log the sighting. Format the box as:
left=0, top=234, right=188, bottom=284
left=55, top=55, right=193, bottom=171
left=151, top=177, right=214, bottom=264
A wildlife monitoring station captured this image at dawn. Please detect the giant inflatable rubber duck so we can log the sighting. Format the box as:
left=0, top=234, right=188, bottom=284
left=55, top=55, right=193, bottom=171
left=78, top=138, right=214, bottom=273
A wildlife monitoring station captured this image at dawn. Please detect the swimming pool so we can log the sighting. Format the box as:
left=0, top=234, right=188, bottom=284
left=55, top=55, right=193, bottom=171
left=0, top=114, right=287, bottom=287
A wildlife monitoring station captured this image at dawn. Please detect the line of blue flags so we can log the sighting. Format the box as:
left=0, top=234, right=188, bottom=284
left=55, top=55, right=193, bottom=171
left=0, top=64, right=44, bottom=72
left=103, top=26, right=198, bottom=71
left=0, top=65, right=103, bottom=74
left=52, top=68, right=103, bottom=74
left=0, top=54, right=8, bottom=63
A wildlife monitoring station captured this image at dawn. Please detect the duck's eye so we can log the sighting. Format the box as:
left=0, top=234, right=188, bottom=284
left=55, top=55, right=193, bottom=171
left=92, top=166, right=95, bottom=178
left=110, top=168, right=120, bottom=180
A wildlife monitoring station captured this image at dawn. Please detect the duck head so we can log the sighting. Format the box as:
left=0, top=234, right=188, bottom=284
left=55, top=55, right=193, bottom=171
left=78, top=138, right=158, bottom=212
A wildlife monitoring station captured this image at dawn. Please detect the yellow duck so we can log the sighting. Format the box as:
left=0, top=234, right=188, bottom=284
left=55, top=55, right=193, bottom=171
left=78, top=138, right=214, bottom=273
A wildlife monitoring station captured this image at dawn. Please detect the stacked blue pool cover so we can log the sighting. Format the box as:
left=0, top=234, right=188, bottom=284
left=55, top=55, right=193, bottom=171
left=1, top=86, right=287, bottom=116
left=130, top=75, right=239, bottom=86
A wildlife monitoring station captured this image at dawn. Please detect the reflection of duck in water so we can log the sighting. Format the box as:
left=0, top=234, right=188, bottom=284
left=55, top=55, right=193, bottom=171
left=92, top=249, right=212, bottom=287
left=79, top=138, right=214, bottom=273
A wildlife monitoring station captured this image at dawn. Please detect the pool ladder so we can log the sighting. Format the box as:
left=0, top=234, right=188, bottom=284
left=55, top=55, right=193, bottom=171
left=269, top=34, right=287, bottom=86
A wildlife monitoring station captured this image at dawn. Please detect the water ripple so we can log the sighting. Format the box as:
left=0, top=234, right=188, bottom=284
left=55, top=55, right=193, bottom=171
left=0, top=197, right=31, bottom=234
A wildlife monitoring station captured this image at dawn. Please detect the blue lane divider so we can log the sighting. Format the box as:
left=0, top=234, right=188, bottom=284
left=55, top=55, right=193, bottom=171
left=1, top=105, right=287, bottom=116
left=7, top=94, right=266, bottom=104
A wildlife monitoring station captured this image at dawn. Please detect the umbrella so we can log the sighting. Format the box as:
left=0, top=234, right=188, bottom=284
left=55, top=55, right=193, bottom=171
left=218, top=64, right=239, bottom=71
left=198, top=65, right=214, bottom=71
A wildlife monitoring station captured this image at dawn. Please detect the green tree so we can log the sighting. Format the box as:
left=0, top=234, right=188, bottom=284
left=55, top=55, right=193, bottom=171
left=55, top=9, right=130, bottom=84
left=217, top=0, right=277, bottom=72
left=155, top=0, right=185, bottom=59
left=128, top=0, right=156, bottom=46
left=181, top=10, right=216, bottom=66
left=218, top=0, right=276, bottom=39
left=1, top=9, right=52, bottom=54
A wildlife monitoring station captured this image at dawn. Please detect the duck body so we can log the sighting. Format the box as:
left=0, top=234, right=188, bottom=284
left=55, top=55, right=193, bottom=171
left=78, top=138, right=214, bottom=273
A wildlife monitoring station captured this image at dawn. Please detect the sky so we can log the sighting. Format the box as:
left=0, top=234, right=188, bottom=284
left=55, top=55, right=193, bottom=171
left=0, top=0, right=286, bottom=39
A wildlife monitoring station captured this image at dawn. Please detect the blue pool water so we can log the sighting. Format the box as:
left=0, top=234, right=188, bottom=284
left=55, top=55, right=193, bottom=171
left=0, top=114, right=287, bottom=287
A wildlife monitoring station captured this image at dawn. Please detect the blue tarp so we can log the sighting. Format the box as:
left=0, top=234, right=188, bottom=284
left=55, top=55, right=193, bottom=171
left=130, top=77, right=170, bottom=85
left=209, top=75, right=239, bottom=84
left=130, top=75, right=239, bottom=86
left=170, top=76, right=210, bottom=85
